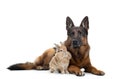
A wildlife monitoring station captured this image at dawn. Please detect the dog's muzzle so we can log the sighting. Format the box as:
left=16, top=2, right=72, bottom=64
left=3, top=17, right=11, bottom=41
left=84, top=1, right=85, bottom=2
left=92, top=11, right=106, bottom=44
left=72, top=39, right=81, bottom=48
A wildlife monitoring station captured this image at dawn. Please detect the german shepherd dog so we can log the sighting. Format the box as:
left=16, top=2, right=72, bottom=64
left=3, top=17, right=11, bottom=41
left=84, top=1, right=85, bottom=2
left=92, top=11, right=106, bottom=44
left=8, top=16, right=105, bottom=76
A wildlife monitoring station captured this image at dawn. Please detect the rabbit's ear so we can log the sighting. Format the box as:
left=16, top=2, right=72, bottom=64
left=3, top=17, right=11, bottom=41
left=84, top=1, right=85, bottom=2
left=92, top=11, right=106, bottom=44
left=54, top=43, right=60, bottom=49
left=60, top=42, right=64, bottom=45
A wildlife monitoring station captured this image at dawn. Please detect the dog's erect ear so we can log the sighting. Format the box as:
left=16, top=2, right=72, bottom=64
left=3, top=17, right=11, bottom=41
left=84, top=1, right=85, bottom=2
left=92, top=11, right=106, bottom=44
left=66, top=16, right=74, bottom=30
left=80, top=16, right=89, bottom=30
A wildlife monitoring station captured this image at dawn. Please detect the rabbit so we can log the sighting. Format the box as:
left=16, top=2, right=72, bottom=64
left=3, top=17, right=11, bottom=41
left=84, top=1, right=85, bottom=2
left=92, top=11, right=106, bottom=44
left=49, top=42, right=71, bottom=74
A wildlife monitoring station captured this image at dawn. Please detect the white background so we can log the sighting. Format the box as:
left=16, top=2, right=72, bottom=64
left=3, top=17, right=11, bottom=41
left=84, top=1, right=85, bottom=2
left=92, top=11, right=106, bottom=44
left=0, top=0, right=120, bottom=79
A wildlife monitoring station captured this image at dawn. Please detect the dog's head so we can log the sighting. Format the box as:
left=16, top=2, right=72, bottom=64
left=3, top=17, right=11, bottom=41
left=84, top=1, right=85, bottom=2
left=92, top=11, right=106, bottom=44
left=66, top=16, right=89, bottom=48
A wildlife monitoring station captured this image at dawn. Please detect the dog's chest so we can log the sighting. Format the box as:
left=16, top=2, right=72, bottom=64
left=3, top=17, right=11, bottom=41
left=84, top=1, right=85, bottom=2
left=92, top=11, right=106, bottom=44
left=70, top=55, right=87, bottom=67
left=70, top=49, right=89, bottom=67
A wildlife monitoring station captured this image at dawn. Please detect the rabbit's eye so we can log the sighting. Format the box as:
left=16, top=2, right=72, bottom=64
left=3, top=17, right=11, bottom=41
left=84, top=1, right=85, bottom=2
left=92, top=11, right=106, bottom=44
left=60, top=50, right=62, bottom=51
left=59, top=49, right=63, bottom=52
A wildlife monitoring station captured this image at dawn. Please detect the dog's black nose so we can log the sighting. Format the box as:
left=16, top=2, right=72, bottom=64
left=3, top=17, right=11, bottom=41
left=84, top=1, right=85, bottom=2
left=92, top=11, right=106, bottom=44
left=73, top=40, right=78, bottom=45
left=72, top=39, right=80, bottom=48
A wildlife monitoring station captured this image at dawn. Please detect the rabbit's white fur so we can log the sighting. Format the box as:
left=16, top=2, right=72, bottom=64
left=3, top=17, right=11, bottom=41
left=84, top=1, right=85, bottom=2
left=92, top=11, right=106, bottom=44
left=49, top=42, right=71, bottom=74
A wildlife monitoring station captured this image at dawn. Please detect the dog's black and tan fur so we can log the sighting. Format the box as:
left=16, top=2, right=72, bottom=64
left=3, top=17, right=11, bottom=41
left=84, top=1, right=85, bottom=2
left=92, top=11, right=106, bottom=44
left=8, top=16, right=105, bottom=76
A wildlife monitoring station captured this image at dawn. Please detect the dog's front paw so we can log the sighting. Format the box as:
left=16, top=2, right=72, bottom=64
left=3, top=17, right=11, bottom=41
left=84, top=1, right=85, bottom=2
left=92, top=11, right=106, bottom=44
left=96, top=70, right=105, bottom=76
left=68, top=65, right=85, bottom=76
left=76, top=71, right=85, bottom=76
left=91, top=70, right=105, bottom=76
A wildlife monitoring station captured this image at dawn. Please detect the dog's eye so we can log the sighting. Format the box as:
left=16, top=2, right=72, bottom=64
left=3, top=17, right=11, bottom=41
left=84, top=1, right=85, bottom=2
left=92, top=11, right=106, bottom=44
left=81, top=28, right=87, bottom=36
left=78, top=31, right=81, bottom=35
left=71, top=32, right=74, bottom=36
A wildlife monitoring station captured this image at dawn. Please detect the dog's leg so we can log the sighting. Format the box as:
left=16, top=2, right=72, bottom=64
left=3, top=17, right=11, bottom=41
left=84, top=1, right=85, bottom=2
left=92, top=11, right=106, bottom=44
left=68, top=65, right=85, bottom=76
left=36, top=66, right=43, bottom=70
left=85, top=65, right=105, bottom=75
left=34, top=48, right=56, bottom=70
